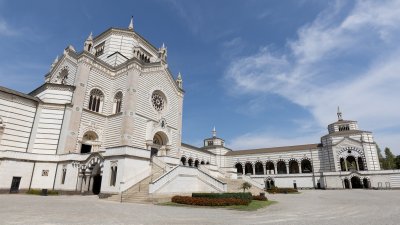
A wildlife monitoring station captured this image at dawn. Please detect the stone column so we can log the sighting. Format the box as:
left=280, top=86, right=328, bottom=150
left=344, top=159, right=348, bottom=171
left=263, top=163, right=266, bottom=175
left=286, top=163, right=289, bottom=174
left=274, top=163, right=277, bottom=175
left=299, top=163, right=302, bottom=174
left=252, top=165, right=255, bottom=175
left=242, top=164, right=245, bottom=175
left=120, top=69, right=140, bottom=146
left=356, top=159, right=360, bottom=171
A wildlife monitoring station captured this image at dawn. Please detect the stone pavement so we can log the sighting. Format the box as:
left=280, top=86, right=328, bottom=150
left=0, top=190, right=399, bottom=225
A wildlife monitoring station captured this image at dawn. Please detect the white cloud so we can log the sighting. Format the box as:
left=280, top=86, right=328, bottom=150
left=0, top=18, right=18, bottom=36
left=224, top=0, right=400, bottom=153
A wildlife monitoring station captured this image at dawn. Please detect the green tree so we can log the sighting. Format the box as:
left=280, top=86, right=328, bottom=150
left=241, top=182, right=252, bottom=192
left=377, top=145, right=386, bottom=169
left=384, top=147, right=395, bottom=169
left=395, top=155, right=400, bottom=169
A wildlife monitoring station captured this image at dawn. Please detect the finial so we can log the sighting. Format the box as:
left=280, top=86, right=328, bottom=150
left=337, top=106, right=343, bottom=121
left=128, top=16, right=134, bottom=30
left=87, top=32, right=93, bottom=41
left=177, top=72, right=182, bottom=80
left=162, top=42, right=165, bottom=49
left=212, top=126, right=216, bottom=138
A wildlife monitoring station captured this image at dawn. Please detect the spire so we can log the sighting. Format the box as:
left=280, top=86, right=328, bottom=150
left=176, top=72, right=183, bottom=88
left=87, top=32, right=93, bottom=41
left=158, top=42, right=167, bottom=61
left=50, top=55, right=59, bottom=71
left=212, top=126, right=216, bottom=138
left=128, top=16, right=134, bottom=30
left=337, top=106, right=343, bottom=121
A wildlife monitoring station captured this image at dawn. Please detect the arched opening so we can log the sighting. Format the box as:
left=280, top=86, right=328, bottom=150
left=88, top=89, right=104, bottom=113
left=91, top=163, right=102, bottom=195
left=235, top=163, right=243, bottom=174
left=277, top=161, right=287, bottom=174
left=151, top=132, right=168, bottom=158
left=113, top=91, right=123, bottom=114
left=363, top=178, right=370, bottom=188
left=188, top=158, right=193, bottom=167
left=358, top=157, right=365, bottom=171
left=344, top=179, right=350, bottom=189
left=289, top=160, right=299, bottom=174
left=59, top=68, right=69, bottom=84
left=265, top=178, right=275, bottom=189
left=245, top=162, right=253, bottom=175
left=340, top=158, right=346, bottom=171
left=194, top=159, right=199, bottom=168
left=180, top=157, right=186, bottom=166
left=206, top=161, right=210, bottom=165
left=301, top=159, right=313, bottom=173
left=80, top=131, right=98, bottom=154
left=351, top=176, right=362, bottom=189
left=200, top=161, right=205, bottom=165
left=255, top=162, right=264, bottom=175
left=266, top=161, right=275, bottom=174
left=346, top=156, right=357, bottom=171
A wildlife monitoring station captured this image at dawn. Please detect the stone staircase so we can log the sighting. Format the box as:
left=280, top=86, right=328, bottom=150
left=221, top=178, right=265, bottom=195
left=105, top=158, right=167, bottom=203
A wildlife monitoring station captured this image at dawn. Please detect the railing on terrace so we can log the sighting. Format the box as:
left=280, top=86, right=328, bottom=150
left=241, top=175, right=264, bottom=189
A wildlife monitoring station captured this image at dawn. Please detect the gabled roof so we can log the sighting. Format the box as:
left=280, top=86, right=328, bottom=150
left=226, top=143, right=322, bottom=156
left=181, top=143, right=217, bottom=155
left=0, top=85, right=40, bottom=102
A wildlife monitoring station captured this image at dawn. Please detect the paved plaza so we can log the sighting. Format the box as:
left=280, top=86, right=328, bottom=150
left=0, top=190, right=399, bottom=225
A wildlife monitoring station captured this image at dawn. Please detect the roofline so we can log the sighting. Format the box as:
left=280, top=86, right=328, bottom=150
left=0, top=85, right=41, bottom=103
left=227, top=143, right=322, bottom=156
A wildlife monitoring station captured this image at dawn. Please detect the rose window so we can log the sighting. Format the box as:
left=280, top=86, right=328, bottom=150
left=152, top=92, right=165, bottom=112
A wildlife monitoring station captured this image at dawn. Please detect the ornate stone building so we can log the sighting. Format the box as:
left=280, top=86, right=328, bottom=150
left=0, top=19, right=399, bottom=199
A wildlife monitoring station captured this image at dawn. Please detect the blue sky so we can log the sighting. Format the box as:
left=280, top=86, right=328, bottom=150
left=1, top=0, right=399, bottom=154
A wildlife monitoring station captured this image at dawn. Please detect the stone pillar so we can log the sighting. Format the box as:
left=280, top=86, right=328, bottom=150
left=274, top=163, right=277, bottom=175
left=344, top=159, right=348, bottom=171
left=286, top=163, right=289, bottom=174
left=356, top=159, right=360, bottom=171
left=64, top=61, right=92, bottom=153
left=89, top=176, right=94, bottom=192
left=299, top=163, right=302, bottom=174
left=263, top=163, right=266, bottom=175
left=252, top=164, right=255, bottom=175
left=242, top=164, right=245, bottom=175
left=120, top=69, right=140, bottom=146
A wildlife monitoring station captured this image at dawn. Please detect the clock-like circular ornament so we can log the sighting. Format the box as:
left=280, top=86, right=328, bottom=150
left=152, top=92, right=165, bottom=112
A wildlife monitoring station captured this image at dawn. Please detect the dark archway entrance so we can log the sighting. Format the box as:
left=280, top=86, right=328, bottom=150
left=235, top=163, right=243, bottom=174
left=289, top=160, right=299, bottom=174
left=255, top=162, right=264, bottom=175
left=180, top=157, right=186, bottom=166
left=277, top=161, right=287, bottom=174
left=265, top=178, right=275, bottom=189
left=245, top=162, right=253, bottom=175
left=351, top=176, right=362, bottom=189
left=363, top=178, right=370, bottom=188
left=91, top=164, right=102, bottom=195
left=301, top=159, right=312, bottom=173
left=188, top=158, right=193, bottom=167
left=266, top=161, right=275, bottom=174
left=194, top=160, right=199, bottom=167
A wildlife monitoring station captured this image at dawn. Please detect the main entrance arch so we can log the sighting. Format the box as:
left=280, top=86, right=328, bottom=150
left=80, top=131, right=100, bottom=153
left=150, top=131, right=169, bottom=157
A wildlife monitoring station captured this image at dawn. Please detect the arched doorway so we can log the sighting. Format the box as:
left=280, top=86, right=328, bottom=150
left=245, top=162, right=253, bottom=175
left=201, top=161, right=205, bottom=165
left=180, top=157, right=186, bottom=166
left=277, top=161, right=287, bottom=174
left=266, top=161, right=275, bottom=174
left=344, top=178, right=350, bottom=189
left=255, top=162, right=264, bottom=175
left=289, top=160, right=299, bottom=174
left=235, top=163, right=243, bottom=174
left=91, top=163, right=102, bottom=195
left=363, top=178, right=370, bottom=188
left=194, top=159, right=199, bottom=167
left=265, top=178, right=275, bottom=190
left=150, top=131, right=169, bottom=158
left=301, top=159, right=313, bottom=173
left=351, top=176, right=362, bottom=189
left=80, top=131, right=99, bottom=154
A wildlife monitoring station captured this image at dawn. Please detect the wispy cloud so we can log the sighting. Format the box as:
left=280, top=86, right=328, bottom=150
left=224, top=0, right=400, bottom=152
left=0, top=18, right=18, bottom=36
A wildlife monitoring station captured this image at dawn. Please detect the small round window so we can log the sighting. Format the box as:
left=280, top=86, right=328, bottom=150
left=152, top=91, right=166, bottom=112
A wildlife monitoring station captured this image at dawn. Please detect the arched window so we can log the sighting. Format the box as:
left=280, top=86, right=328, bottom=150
left=235, top=163, right=243, bottom=174
left=277, top=161, right=287, bottom=174
left=301, top=159, right=313, bottom=173
left=289, top=160, right=299, bottom=174
left=346, top=156, right=357, bottom=171
left=88, top=89, right=104, bottom=113
left=113, top=91, right=123, bottom=114
left=255, top=162, right=264, bottom=175
left=266, top=161, right=275, bottom=174
left=200, top=161, right=205, bottom=165
left=180, top=157, right=186, bottom=166
left=245, top=162, right=253, bottom=175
